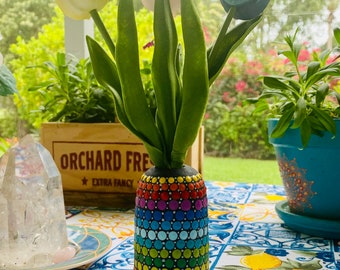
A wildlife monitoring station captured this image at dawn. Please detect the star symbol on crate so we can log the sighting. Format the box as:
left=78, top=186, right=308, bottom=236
left=82, top=177, right=89, bottom=186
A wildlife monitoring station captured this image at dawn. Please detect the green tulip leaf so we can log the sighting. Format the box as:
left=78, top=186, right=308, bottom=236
left=116, top=0, right=164, bottom=163
left=152, top=0, right=179, bottom=164
left=86, top=36, right=121, bottom=94
left=208, top=15, right=262, bottom=84
left=171, top=0, right=209, bottom=167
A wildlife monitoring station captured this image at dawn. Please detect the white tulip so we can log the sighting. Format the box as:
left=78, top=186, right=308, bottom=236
left=142, top=0, right=181, bottom=16
left=56, top=0, right=108, bottom=20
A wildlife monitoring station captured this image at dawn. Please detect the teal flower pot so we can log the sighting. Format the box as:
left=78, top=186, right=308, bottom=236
left=268, top=119, right=340, bottom=220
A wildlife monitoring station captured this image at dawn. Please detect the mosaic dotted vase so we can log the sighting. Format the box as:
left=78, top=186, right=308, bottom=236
left=134, top=165, right=209, bottom=270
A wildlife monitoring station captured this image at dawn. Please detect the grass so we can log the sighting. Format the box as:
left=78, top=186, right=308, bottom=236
left=203, top=156, right=282, bottom=185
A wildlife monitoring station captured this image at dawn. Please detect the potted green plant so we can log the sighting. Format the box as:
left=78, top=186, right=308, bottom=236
left=56, top=0, right=269, bottom=268
left=34, top=52, right=203, bottom=208
left=250, top=28, right=340, bottom=239
left=30, top=52, right=116, bottom=123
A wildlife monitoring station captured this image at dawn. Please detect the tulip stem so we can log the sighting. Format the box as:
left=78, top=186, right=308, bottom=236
left=221, top=7, right=235, bottom=35
left=208, top=6, right=235, bottom=59
left=90, top=9, right=116, bottom=58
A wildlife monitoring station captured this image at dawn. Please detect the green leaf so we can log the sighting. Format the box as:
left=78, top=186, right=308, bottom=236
left=288, top=79, right=301, bottom=93
left=86, top=37, right=134, bottom=124
left=318, top=49, right=331, bottom=65
left=86, top=36, right=121, bottom=94
left=152, top=0, right=179, bottom=163
left=280, top=30, right=300, bottom=65
left=116, top=0, right=164, bottom=165
left=316, top=83, right=329, bottom=106
left=279, top=50, right=297, bottom=65
left=308, top=115, right=327, bottom=133
left=305, top=67, right=340, bottom=90
left=0, top=65, right=18, bottom=96
left=261, top=75, right=301, bottom=100
left=306, top=61, right=320, bottom=80
left=105, top=85, right=134, bottom=130
left=334, top=27, right=340, bottom=45
left=291, top=97, right=306, bottom=129
left=310, top=105, right=336, bottom=136
left=252, top=101, right=269, bottom=114
left=262, top=76, right=290, bottom=90
left=300, top=119, right=311, bottom=147
left=143, top=142, right=168, bottom=169
left=258, top=91, right=292, bottom=103
left=27, top=81, right=53, bottom=92
left=225, top=246, right=254, bottom=256
left=171, top=0, right=209, bottom=168
left=215, top=266, right=248, bottom=270
left=270, top=107, right=294, bottom=138
left=334, top=91, right=340, bottom=104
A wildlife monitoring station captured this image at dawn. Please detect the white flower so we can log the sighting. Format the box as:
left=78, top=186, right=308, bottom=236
left=55, top=0, right=108, bottom=20
left=142, top=0, right=180, bottom=16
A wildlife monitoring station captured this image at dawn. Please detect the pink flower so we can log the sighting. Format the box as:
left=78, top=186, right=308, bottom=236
left=143, top=40, right=155, bottom=50
left=326, top=55, right=339, bottom=65
left=246, top=61, right=263, bottom=75
left=312, top=48, right=321, bottom=54
left=222, top=92, right=229, bottom=103
left=222, top=92, right=235, bottom=103
left=203, top=26, right=211, bottom=44
left=235, top=80, right=247, bottom=92
left=330, top=78, right=339, bottom=89
left=298, top=49, right=311, bottom=62
left=268, top=49, right=277, bottom=56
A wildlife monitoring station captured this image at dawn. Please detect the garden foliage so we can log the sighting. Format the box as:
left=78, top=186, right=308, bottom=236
left=203, top=50, right=286, bottom=159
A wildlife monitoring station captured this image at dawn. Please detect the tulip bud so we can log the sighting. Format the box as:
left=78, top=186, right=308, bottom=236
left=220, top=0, right=269, bottom=20
left=56, top=0, right=109, bottom=20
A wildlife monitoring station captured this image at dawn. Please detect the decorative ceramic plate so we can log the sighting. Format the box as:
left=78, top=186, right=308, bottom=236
left=28, top=225, right=112, bottom=270
left=276, top=200, right=340, bottom=239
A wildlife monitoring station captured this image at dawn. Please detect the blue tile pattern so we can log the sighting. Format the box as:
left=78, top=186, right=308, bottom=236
left=66, top=181, right=340, bottom=270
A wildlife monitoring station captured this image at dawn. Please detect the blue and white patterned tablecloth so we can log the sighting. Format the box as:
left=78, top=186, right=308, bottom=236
left=66, top=181, right=340, bottom=269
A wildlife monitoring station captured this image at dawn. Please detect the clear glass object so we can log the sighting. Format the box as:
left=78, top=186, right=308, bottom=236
left=0, top=135, right=68, bottom=269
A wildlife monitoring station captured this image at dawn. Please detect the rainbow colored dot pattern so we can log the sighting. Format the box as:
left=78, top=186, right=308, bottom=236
left=134, top=172, right=209, bottom=270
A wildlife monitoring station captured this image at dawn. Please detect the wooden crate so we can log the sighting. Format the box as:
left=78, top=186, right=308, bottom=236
left=40, top=123, right=204, bottom=207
